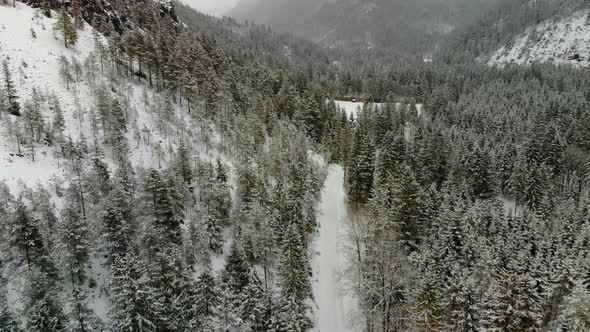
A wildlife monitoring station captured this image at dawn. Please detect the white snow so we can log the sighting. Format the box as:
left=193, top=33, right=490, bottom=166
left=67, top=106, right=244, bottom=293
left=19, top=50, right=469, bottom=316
left=334, top=100, right=379, bottom=119
left=312, top=164, right=361, bottom=332
left=488, top=9, right=590, bottom=68
left=333, top=100, right=423, bottom=119
left=0, top=2, right=237, bottom=324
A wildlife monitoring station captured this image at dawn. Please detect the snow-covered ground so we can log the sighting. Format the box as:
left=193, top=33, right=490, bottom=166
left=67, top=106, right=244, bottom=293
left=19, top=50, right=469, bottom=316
left=312, top=164, right=362, bottom=332
left=334, top=100, right=380, bottom=118
left=334, top=100, right=423, bottom=119
left=0, top=2, right=237, bottom=322
left=488, top=9, right=590, bottom=68
left=0, top=3, right=235, bottom=192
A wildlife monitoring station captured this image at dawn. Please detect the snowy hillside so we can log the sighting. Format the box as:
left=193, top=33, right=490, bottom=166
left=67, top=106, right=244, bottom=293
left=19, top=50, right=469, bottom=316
left=0, top=1, right=235, bottom=325
left=488, top=9, right=590, bottom=67
left=0, top=3, right=229, bottom=193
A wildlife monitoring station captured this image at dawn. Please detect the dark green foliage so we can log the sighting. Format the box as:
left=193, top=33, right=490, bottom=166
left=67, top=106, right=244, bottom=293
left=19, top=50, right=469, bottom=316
left=144, top=169, right=184, bottom=243
left=109, top=253, right=157, bottom=332
left=2, top=60, right=20, bottom=116
left=25, top=270, right=66, bottom=332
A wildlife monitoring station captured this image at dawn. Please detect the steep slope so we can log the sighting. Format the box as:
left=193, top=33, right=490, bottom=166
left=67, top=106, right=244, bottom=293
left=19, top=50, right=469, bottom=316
left=0, top=1, right=336, bottom=330
left=487, top=9, right=590, bottom=67
left=0, top=3, right=224, bottom=193
left=0, top=2, right=234, bottom=324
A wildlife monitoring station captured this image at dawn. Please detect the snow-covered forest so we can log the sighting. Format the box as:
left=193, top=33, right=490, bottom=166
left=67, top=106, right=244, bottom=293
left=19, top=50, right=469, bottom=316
left=2, top=0, right=590, bottom=331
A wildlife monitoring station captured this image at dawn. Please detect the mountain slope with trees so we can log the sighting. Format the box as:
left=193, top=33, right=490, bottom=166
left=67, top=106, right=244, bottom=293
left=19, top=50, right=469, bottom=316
left=227, top=0, right=503, bottom=56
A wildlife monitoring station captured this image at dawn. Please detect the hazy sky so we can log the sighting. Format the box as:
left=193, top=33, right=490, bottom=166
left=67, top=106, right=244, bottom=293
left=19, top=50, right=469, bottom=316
left=182, top=0, right=240, bottom=16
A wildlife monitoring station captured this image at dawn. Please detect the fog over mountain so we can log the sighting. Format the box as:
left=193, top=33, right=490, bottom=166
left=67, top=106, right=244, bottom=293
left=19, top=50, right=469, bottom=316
left=183, top=0, right=239, bottom=16
left=227, top=0, right=504, bottom=54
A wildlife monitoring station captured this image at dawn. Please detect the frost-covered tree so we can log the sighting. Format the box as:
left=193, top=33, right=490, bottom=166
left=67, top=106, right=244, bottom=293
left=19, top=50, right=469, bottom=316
left=55, top=8, right=78, bottom=48
left=24, top=269, right=67, bottom=332
left=2, top=59, right=20, bottom=116
left=109, top=253, right=157, bottom=332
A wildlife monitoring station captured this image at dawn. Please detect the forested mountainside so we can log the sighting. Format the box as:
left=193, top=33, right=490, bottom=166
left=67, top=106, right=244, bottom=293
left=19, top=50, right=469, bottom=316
left=227, top=0, right=503, bottom=56
left=0, top=0, right=341, bottom=330
left=3, top=0, right=590, bottom=331
left=441, top=0, right=590, bottom=63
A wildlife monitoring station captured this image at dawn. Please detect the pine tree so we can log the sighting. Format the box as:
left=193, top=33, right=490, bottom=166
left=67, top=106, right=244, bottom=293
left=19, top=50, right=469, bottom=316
left=25, top=269, right=67, bottom=332
left=223, top=241, right=251, bottom=294
left=347, top=127, right=375, bottom=207
left=195, top=270, right=220, bottom=320
left=41, top=0, right=51, bottom=17
left=10, top=201, right=58, bottom=279
left=146, top=248, right=198, bottom=331
left=391, top=165, right=423, bottom=252
left=51, top=97, right=65, bottom=145
left=144, top=169, right=183, bottom=243
left=216, top=159, right=228, bottom=183
left=100, top=185, right=134, bottom=263
left=55, top=8, right=78, bottom=48
left=59, top=191, right=90, bottom=286
left=465, top=143, right=496, bottom=200
left=71, top=0, right=84, bottom=29
left=374, top=131, right=406, bottom=187
left=109, top=99, right=128, bottom=162
left=2, top=59, right=20, bottom=116
left=277, top=223, right=311, bottom=314
left=0, top=281, right=21, bottom=332
left=556, top=280, right=590, bottom=331
left=176, top=141, right=193, bottom=185
left=109, top=253, right=157, bottom=332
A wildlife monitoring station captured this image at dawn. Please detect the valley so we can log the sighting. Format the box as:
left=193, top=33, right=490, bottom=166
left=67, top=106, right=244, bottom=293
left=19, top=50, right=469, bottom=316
left=2, top=0, right=590, bottom=331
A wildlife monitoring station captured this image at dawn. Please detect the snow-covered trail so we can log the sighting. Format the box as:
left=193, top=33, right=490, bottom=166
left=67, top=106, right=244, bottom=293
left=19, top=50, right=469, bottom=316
left=312, top=165, right=360, bottom=332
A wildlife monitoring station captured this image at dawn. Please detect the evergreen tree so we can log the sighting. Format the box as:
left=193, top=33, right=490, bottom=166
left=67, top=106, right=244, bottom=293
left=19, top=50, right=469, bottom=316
left=55, top=8, right=78, bottom=48
left=109, top=253, right=157, bottom=332
left=176, top=141, right=193, bottom=185
left=0, top=279, right=21, bottom=332
left=59, top=190, right=90, bottom=286
left=25, top=269, right=67, bottom=332
left=71, top=0, right=84, bottom=29
left=277, top=223, right=311, bottom=325
left=10, top=201, right=58, bottom=279
left=100, top=185, right=134, bottom=263
left=143, top=169, right=183, bottom=243
left=2, top=59, right=20, bottom=116
left=347, top=127, right=375, bottom=207
left=223, top=241, right=251, bottom=294
left=556, top=280, right=590, bottom=331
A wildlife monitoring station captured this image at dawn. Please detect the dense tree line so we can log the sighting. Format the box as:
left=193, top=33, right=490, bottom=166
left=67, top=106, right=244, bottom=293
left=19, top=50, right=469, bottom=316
left=342, top=62, right=590, bottom=331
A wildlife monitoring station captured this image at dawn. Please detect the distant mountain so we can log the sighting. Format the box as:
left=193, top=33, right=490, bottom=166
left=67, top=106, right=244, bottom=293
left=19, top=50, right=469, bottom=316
left=227, top=0, right=501, bottom=55
left=227, top=0, right=329, bottom=37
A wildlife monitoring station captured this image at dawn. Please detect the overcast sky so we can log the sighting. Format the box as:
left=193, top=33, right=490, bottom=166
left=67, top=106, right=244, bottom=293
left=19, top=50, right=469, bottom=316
left=182, top=0, right=240, bottom=16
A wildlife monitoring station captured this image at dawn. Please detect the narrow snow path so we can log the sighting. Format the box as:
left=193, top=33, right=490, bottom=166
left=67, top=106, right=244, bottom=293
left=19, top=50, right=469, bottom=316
left=312, top=165, right=360, bottom=332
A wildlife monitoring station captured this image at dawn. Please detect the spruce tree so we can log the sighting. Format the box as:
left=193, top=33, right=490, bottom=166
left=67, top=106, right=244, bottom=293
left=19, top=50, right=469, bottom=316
left=100, top=185, right=134, bottom=263
left=2, top=60, right=20, bottom=116
left=0, top=280, right=21, bottom=332
left=56, top=8, right=78, bottom=48
left=59, top=191, right=90, bottom=286
left=10, top=201, right=58, bottom=279
left=25, top=269, right=67, bottom=332
left=71, top=0, right=84, bottom=29
left=176, top=141, right=193, bottom=185
left=144, top=169, right=183, bottom=243
left=277, top=223, right=311, bottom=314
left=109, top=253, right=157, bottom=332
